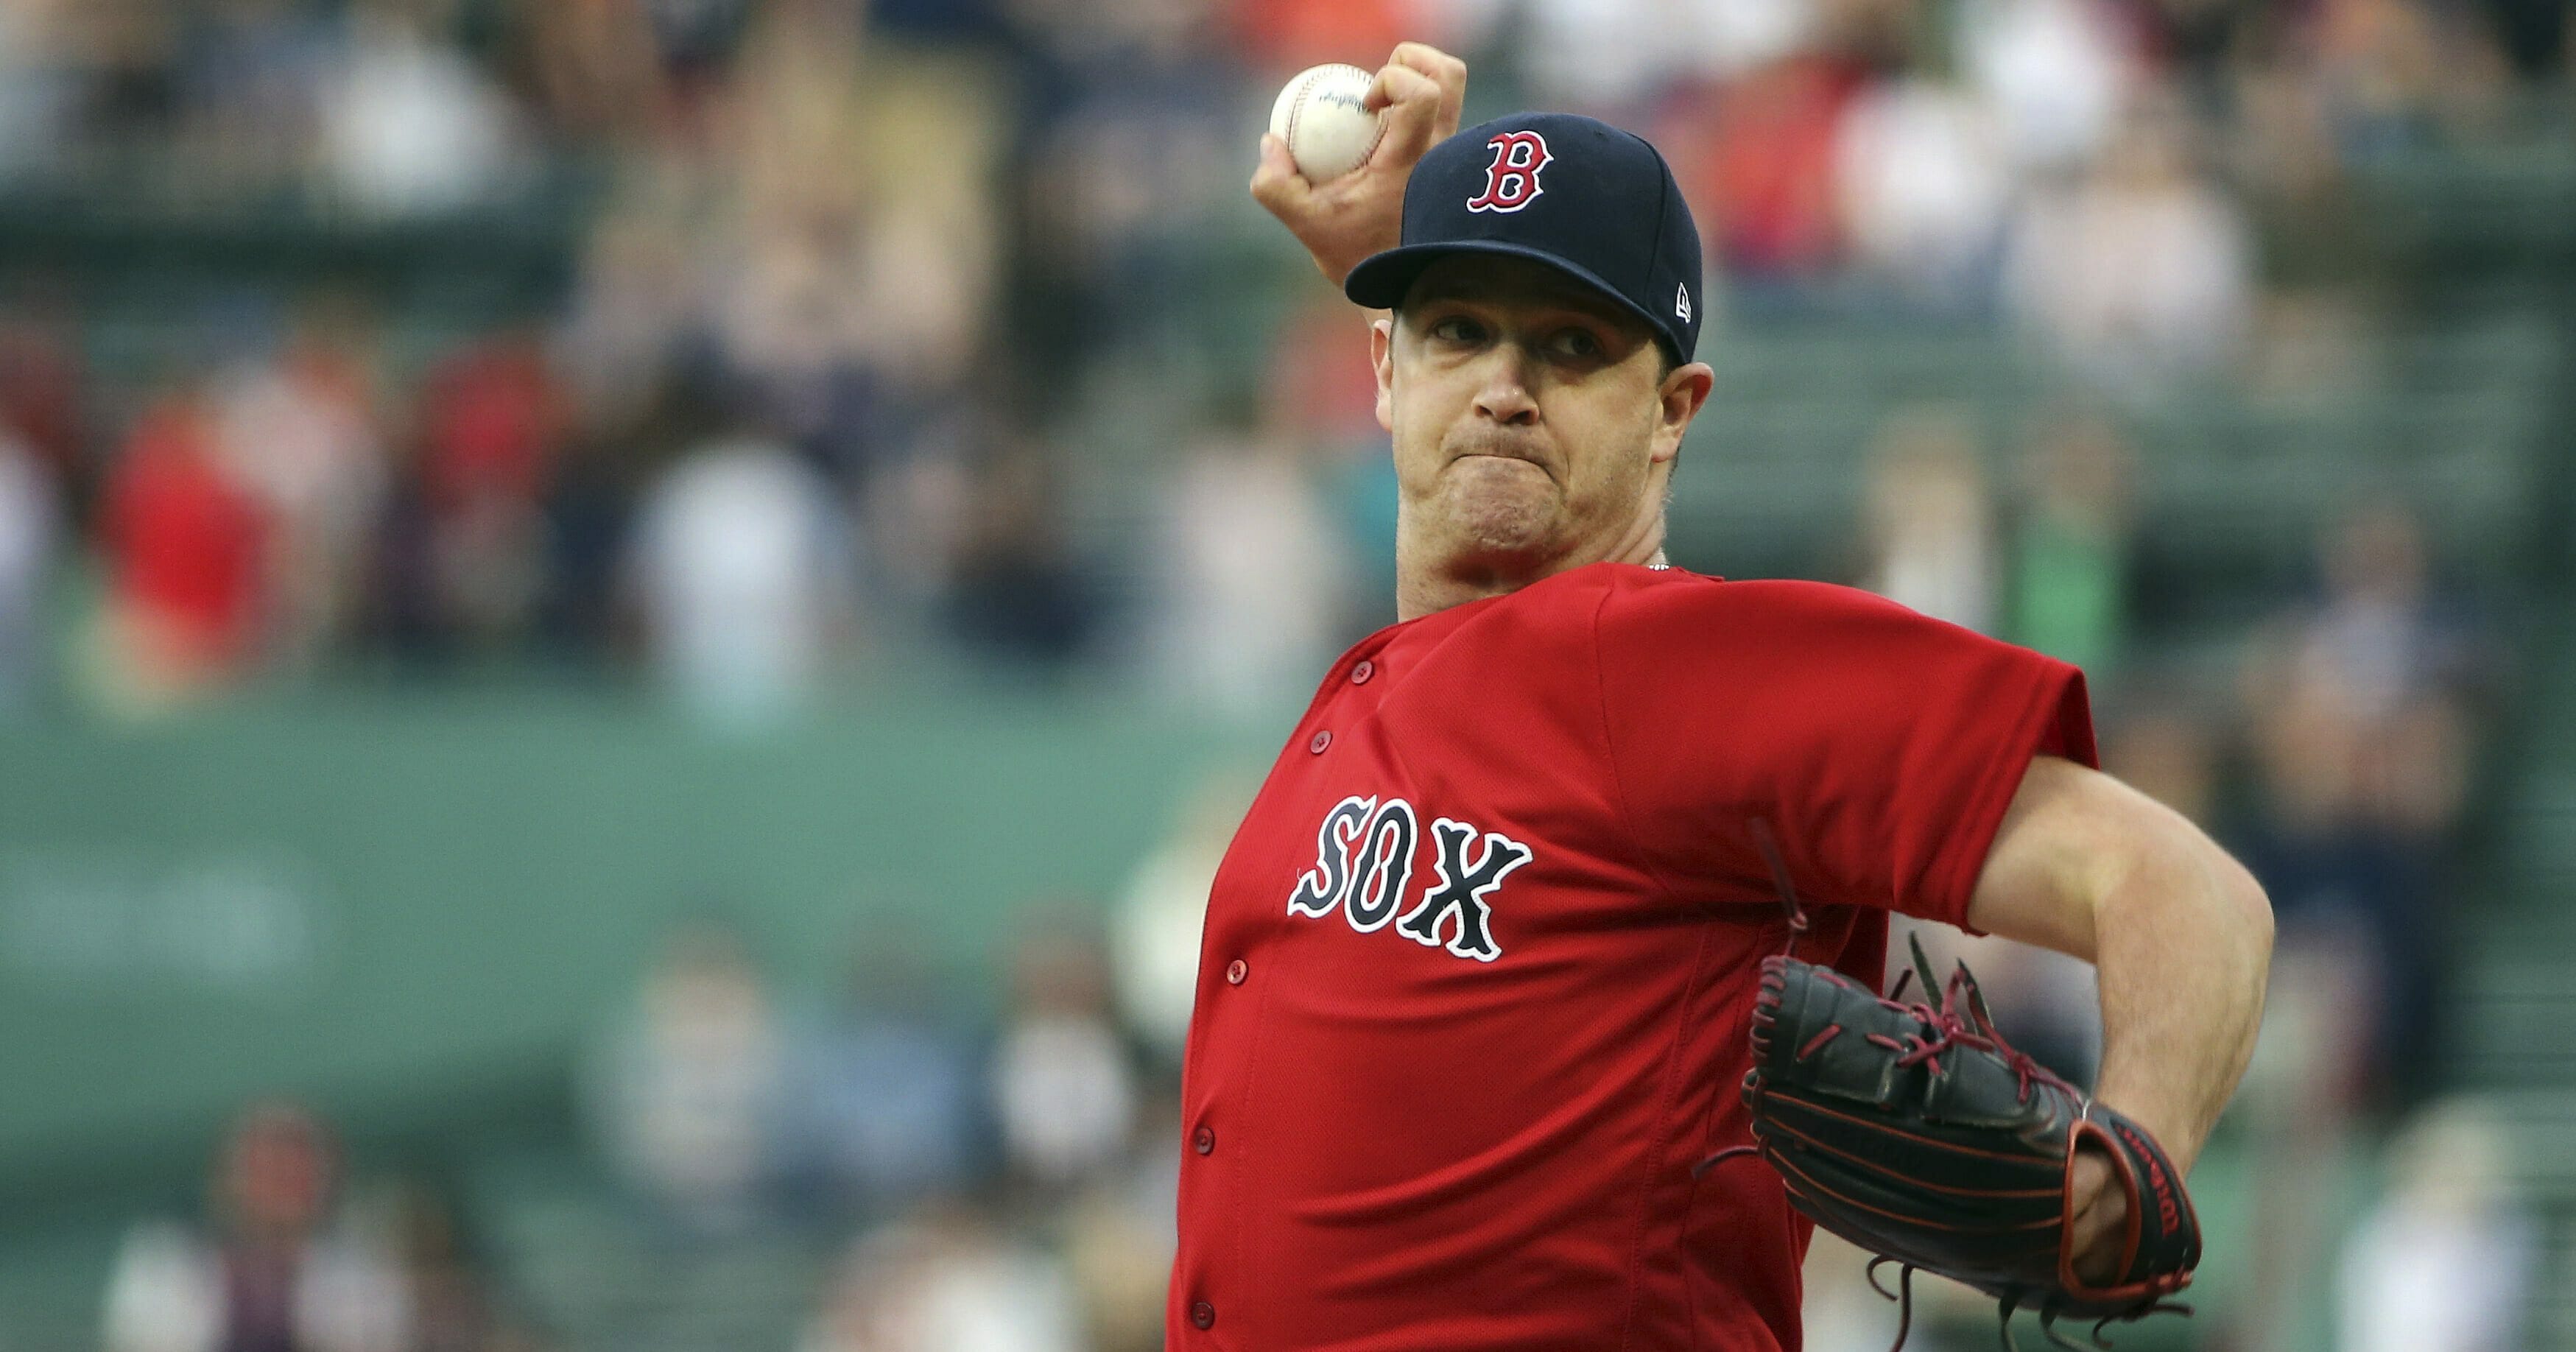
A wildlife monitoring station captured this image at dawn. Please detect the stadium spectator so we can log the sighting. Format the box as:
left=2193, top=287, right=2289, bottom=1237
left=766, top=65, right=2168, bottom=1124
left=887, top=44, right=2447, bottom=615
left=2002, top=91, right=2255, bottom=395
left=1149, top=419, right=1351, bottom=714
left=942, top=444, right=1105, bottom=672
left=2234, top=499, right=2479, bottom=1110
left=412, top=334, right=564, bottom=651
left=990, top=919, right=1138, bottom=1195
left=1111, top=767, right=1261, bottom=1064
left=212, top=303, right=388, bottom=670
left=2234, top=653, right=2450, bottom=1112
left=629, top=433, right=856, bottom=722
left=101, top=1103, right=408, bottom=1352
left=2293, top=496, right=2482, bottom=722
left=2006, top=406, right=2136, bottom=682
left=1857, top=404, right=1999, bottom=635
left=1832, top=74, right=2012, bottom=307
left=99, top=385, right=271, bottom=706
left=317, top=0, right=525, bottom=218
left=783, top=933, right=988, bottom=1221
left=1960, top=0, right=2132, bottom=173
left=588, top=924, right=788, bottom=1236
left=2337, top=1096, right=2541, bottom=1352
left=800, top=1200, right=1081, bottom=1352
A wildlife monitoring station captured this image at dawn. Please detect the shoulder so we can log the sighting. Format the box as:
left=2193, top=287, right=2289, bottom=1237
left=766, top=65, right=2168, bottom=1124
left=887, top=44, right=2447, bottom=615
left=1475, top=566, right=2001, bottom=673
left=1587, top=568, right=1950, bottom=646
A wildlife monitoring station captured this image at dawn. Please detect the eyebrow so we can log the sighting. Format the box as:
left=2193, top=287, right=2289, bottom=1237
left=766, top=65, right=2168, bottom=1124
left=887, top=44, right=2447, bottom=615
left=1405, top=279, right=1633, bottom=329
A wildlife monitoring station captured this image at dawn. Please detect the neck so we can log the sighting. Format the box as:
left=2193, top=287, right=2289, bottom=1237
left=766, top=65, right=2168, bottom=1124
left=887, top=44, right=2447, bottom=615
left=1396, top=513, right=1669, bottom=622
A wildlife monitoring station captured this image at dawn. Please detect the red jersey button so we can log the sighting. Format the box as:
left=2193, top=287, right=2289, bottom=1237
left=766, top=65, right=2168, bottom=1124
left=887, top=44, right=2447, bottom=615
left=1351, top=659, right=1374, bottom=684
left=1191, top=1302, right=1215, bottom=1329
left=1225, top=959, right=1247, bottom=985
left=1309, top=730, right=1331, bottom=753
left=1194, top=1126, right=1215, bottom=1155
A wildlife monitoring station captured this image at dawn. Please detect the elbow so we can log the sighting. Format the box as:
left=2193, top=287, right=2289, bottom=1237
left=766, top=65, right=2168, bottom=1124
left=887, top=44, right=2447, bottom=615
left=2225, top=853, right=2275, bottom=967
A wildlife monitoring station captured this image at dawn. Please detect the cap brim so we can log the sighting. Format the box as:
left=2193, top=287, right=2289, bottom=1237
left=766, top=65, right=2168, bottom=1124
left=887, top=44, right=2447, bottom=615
left=1343, top=241, right=1675, bottom=355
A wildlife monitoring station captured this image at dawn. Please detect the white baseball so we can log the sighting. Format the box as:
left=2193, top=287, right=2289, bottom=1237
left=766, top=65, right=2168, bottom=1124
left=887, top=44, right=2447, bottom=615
left=1268, top=63, right=1385, bottom=183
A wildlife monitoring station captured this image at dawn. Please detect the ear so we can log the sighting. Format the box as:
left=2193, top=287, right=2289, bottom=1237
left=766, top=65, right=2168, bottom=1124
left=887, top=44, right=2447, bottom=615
left=1650, top=361, right=1714, bottom=465
left=1372, top=315, right=1397, bottom=432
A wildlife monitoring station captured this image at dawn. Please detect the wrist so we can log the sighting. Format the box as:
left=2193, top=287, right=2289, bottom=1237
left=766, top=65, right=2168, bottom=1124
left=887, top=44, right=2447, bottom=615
left=2085, top=1084, right=2204, bottom=1177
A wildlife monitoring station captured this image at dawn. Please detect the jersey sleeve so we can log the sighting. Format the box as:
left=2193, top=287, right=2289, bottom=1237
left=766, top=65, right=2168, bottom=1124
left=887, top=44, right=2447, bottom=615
left=1590, top=575, right=2095, bottom=929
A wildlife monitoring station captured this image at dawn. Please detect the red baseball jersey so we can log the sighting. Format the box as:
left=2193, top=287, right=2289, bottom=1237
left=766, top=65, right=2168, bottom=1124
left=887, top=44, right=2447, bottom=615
left=1169, top=563, right=2096, bottom=1350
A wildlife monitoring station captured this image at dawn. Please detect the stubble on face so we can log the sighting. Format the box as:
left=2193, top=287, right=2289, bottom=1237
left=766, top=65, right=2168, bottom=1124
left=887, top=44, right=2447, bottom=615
left=1386, top=259, right=1667, bottom=588
left=1426, top=442, right=1568, bottom=558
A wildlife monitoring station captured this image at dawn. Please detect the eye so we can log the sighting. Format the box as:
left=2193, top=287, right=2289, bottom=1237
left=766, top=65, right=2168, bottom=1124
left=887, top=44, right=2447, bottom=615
left=1549, top=327, right=1605, bottom=360
left=1429, top=315, right=1484, bottom=344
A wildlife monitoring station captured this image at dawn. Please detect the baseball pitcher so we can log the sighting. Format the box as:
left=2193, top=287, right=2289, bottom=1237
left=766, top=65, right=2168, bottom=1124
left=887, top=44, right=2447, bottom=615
left=1167, top=45, right=2273, bottom=1351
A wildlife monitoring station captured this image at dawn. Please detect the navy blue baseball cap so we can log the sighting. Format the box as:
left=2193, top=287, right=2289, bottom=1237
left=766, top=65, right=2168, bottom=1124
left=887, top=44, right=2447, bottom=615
left=1345, top=113, right=1704, bottom=364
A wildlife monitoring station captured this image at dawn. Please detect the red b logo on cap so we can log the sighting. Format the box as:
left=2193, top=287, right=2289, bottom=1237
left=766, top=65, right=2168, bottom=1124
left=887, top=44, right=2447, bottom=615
left=1466, top=131, right=1552, bottom=214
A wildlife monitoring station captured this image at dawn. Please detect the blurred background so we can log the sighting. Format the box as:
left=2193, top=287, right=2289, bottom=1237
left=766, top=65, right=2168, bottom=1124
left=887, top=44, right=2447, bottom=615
left=0, top=0, right=2569, bottom=1348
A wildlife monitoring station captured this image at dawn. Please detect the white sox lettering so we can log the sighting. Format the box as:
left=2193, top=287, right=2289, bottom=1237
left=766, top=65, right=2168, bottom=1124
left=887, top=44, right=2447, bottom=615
left=1285, top=797, right=1534, bottom=961
left=1399, top=818, right=1532, bottom=962
left=1345, top=798, right=1417, bottom=932
left=1288, top=795, right=1376, bottom=918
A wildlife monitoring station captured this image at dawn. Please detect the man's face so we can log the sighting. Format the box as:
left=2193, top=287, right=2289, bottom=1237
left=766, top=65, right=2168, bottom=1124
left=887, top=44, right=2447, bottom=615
left=1373, top=255, right=1710, bottom=584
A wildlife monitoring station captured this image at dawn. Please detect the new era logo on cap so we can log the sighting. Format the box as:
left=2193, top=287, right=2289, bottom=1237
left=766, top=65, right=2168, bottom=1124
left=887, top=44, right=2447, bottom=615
left=1345, top=113, right=1706, bottom=364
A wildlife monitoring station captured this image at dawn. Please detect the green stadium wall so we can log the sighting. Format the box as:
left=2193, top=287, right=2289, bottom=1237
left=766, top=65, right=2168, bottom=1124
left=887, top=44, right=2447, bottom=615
left=0, top=693, right=1270, bottom=1183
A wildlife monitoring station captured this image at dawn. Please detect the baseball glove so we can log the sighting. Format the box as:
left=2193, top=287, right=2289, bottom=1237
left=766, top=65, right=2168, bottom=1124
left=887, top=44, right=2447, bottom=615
left=1719, top=934, right=2200, bottom=1352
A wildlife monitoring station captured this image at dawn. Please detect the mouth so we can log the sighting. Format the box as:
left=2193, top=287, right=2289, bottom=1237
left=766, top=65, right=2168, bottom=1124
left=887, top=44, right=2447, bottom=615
left=1450, top=452, right=1559, bottom=493
left=1451, top=448, right=1552, bottom=474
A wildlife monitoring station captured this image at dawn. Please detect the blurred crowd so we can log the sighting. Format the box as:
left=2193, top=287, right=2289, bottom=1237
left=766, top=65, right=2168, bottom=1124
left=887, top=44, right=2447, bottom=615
left=103, top=1104, right=544, bottom=1352
left=577, top=912, right=1182, bottom=1352
left=1829, top=398, right=2533, bottom=1347
left=1848, top=403, right=2493, bottom=1108
left=99, top=767, right=1253, bottom=1352
left=0, top=0, right=2567, bottom=719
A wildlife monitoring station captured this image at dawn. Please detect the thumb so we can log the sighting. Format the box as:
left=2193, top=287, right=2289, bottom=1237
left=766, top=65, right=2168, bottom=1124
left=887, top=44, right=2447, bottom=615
left=1250, top=133, right=1312, bottom=216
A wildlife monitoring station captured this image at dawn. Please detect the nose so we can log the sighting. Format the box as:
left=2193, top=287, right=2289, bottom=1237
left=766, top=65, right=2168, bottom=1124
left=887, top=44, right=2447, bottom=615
left=1472, top=349, right=1538, bottom=427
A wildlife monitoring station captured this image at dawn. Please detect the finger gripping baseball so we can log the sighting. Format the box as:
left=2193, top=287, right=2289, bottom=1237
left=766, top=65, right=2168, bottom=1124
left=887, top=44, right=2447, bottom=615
left=1734, top=942, right=2201, bottom=1348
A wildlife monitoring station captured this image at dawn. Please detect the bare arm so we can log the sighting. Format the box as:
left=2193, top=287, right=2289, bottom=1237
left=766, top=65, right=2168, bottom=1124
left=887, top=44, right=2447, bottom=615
left=1965, top=754, right=2273, bottom=1272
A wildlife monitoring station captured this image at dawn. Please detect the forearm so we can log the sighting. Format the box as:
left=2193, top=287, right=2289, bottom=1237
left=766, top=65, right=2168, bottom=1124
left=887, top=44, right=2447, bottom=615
left=2086, top=821, right=2273, bottom=1173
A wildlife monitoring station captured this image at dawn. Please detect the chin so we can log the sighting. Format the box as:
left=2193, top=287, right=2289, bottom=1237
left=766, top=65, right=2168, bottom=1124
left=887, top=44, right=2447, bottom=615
left=1435, top=468, right=1561, bottom=559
